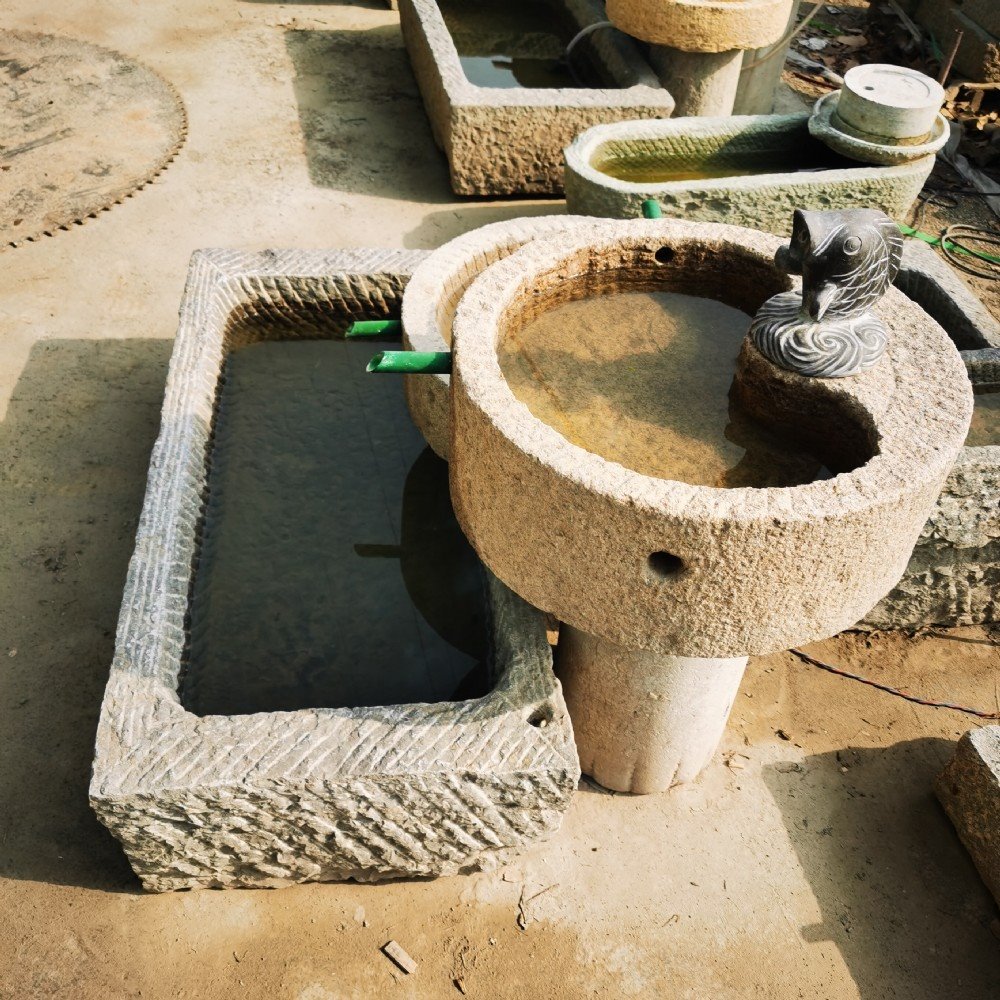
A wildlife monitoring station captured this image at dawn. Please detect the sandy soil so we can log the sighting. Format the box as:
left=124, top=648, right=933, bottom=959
left=1, top=0, right=999, bottom=997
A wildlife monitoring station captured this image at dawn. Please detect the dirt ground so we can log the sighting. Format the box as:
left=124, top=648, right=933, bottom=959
left=1, top=0, right=999, bottom=997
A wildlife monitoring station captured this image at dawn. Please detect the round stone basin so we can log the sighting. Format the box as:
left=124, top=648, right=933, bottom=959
left=449, top=219, right=972, bottom=658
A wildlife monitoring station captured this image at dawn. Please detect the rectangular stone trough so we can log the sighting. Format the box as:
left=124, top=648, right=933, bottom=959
left=399, top=0, right=673, bottom=195
left=89, top=248, right=579, bottom=892
left=563, top=113, right=935, bottom=232
left=861, top=242, right=1000, bottom=630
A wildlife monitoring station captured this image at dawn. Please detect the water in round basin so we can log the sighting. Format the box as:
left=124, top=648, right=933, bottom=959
left=966, top=390, right=1000, bottom=448
left=499, top=290, right=829, bottom=488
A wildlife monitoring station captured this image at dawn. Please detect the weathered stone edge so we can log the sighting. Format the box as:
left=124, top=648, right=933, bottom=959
left=936, top=726, right=1000, bottom=906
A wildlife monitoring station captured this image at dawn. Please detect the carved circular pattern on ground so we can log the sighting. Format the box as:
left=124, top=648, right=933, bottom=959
left=0, top=30, right=187, bottom=247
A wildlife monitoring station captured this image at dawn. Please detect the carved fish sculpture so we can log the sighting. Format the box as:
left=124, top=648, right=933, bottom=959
left=750, top=208, right=905, bottom=378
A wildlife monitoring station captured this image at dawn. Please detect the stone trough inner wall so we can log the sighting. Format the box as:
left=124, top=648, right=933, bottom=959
left=90, top=249, right=579, bottom=892
left=399, top=0, right=674, bottom=195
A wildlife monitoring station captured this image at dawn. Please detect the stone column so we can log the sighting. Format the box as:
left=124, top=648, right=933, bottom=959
left=556, top=625, right=748, bottom=794
left=648, top=45, right=744, bottom=117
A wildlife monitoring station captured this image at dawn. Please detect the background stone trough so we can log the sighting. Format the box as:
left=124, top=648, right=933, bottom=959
left=89, top=249, right=579, bottom=892
left=398, top=0, right=674, bottom=195
left=563, top=113, right=936, bottom=230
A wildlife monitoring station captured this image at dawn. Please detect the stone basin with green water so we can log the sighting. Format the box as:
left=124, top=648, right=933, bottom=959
left=564, top=113, right=936, bottom=233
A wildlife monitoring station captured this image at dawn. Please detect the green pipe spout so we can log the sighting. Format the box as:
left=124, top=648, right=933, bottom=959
left=366, top=350, right=453, bottom=375
left=345, top=319, right=403, bottom=338
left=642, top=198, right=663, bottom=219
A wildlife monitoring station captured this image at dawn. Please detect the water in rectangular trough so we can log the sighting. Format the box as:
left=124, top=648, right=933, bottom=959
left=180, top=337, right=490, bottom=716
left=499, top=291, right=829, bottom=488
left=437, top=0, right=606, bottom=90
left=595, top=139, right=857, bottom=184
left=966, top=390, right=1000, bottom=448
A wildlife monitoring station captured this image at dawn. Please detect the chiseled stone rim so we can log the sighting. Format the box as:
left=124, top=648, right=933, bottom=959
left=402, top=215, right=614, bottom=457
left=90, top=248, right=579, bottom=891
left=606, top=0, right=793, bottom=52
left=451, top=218, right=972, bottom=655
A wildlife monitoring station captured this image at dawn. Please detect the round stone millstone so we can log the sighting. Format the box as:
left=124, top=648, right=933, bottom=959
left=0, top=30, right=186, bottom=247
left=606, top=0, right=794, bottom=52
left=448, top=219, right=973, bottom=658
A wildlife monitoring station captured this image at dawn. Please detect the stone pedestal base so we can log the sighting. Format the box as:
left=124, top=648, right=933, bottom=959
left=648, top=45, right=743, bottom=116
left=556, top=626, right=748, bottom=793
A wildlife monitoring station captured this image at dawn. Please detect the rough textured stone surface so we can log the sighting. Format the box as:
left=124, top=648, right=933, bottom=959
left=449, top=220, right=972, bottom=658
left=607, top=0, right=794, bottom=51
left=863, top=247, right=999, bottom=629
left=90, top=248, right=579, bottom=892
left=404, top=220, right=1000, bottom=633
left=936, top=727, right=1000, bottom=906
left=864, top=346, right=1000, bottom=629
left=402, top=215, right=606, bottom=458
left=563, top=114, right=935, bottom=230
left=398, top=0, right=674, bottom=196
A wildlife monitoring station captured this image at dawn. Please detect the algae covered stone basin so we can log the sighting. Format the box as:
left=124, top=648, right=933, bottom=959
left=563, top=114, right=935, bottom=231
left=448, top=219, right=972, bottom=658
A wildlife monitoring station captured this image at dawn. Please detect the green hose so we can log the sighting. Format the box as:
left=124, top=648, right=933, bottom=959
left=898, top=222, right=1000, bottom=267
left=367, top=351, right=453, bottom=374
left=642, top=199, right=663, bottom=219
left=345, top=319, right=403, bottom=338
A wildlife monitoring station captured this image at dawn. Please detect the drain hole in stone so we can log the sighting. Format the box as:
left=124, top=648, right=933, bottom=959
left=654, top=245, right=675, bottom=265
left=647, top=551, right=684, bottom=579
left=528, top=707, right=553, bottom=728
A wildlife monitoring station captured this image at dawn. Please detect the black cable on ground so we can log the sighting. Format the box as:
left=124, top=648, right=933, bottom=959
left=790, top=648, right=1000, bottom=720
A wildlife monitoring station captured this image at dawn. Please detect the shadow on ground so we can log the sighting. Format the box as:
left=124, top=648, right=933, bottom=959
left=764, top=738, right=1000, bottom=1000
left=285, top=25, right=452, bottom=200
left=0, top=339, right=171, bottom=892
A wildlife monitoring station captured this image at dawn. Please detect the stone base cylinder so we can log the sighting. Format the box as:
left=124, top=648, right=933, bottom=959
left=648, top=45, right=743, bottom=116
left=555, top=626, right=748, bottom=794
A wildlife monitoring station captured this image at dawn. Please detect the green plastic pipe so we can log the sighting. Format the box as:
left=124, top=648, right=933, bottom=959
left=642, top=198, right=663, bottom=219
left=345, top=319, right=403, bottom=338
left=898, top=222, right=1000, bottom=266
left=367, top=350, right=453, bottom=375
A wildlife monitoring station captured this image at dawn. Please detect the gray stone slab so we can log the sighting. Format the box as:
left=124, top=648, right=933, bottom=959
left=399, top=0, right=674, bottom=195
left=937, top=727, right=1000, bottom=906
left=89, top=248, right=579, bottom=892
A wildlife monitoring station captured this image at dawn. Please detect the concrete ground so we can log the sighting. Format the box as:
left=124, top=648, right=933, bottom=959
left=1, top=0, right=999, bottom=997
